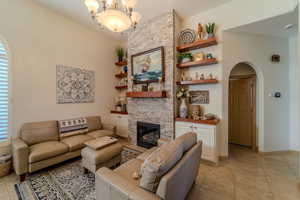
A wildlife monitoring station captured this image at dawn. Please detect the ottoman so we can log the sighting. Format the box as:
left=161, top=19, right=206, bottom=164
left=81, top=137, right=123, bottom=173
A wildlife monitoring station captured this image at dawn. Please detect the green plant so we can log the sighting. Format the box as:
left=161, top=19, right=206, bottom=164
left=206, top=23, right=215, bottom=34
left=116, top=47, right=125, bottom=61
left=176, top=87, right=190, bottom=99
left=178, top=53, right=193, bottom=62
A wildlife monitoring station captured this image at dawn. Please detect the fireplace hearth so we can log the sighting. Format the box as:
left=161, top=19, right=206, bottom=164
left=137, top=122, right=160, bottom=149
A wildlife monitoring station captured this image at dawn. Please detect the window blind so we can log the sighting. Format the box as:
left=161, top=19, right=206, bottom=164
left=0, top=42, right=8, bottom=141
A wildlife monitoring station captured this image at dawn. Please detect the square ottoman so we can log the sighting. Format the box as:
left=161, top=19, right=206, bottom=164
left=81, top=139, right=123, bottom=173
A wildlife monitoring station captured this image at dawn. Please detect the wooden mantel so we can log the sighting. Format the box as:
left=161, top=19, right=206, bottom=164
left=126, top=91, right=167, bottom=98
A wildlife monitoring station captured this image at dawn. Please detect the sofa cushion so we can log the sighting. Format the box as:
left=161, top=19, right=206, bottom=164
left=86, top=116, right=102, bottom=132
left=21, top=121, right=59, bottom=146
left=29, top=141, right=68, bottom=163
left=87, top=130, right=114, bottom=139
left=61, top=135, right=93, bottom=151
left=81, top=143, right=123, bottom=165
left=139, top=140, right=183, bottom=192
left=175, top=132, right=197, bottom=152
left=114, top=158, right=144, bottom=186
left=137, top=147, right=159, bottom=161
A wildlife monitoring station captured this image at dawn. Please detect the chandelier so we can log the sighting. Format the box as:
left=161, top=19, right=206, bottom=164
left=84, top=0, right=141, bottom=32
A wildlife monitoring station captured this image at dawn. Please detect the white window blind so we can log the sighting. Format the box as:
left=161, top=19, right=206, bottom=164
left=0, top=42, right=8, bottom=141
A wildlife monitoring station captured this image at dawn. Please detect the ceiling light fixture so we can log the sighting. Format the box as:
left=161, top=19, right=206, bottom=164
left=84, top=0, right=141, bottom=33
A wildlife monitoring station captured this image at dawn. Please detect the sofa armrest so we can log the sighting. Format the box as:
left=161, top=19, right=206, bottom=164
left=12, top=138, right=29, bottom=176
left=96, top=167, right=160, bottom=200
left=102, top=123, right=116, bottom=134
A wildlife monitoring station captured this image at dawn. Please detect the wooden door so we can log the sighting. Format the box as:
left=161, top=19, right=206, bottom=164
left=229, top=76, right=256, bottom=148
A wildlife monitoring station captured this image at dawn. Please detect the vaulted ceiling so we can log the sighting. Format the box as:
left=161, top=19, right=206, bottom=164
left=34, top=0, right=232, bottom=39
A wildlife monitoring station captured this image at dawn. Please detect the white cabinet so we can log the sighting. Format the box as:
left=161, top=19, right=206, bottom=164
left=111, top=114, right=128, bottom=138
left=176, top=121, right=219, bottom=164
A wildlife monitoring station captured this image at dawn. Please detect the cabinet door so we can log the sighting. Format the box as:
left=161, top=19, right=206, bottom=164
left=175, top=122, right=193, bottom=138
left=193, top=125, right=217, bottom=162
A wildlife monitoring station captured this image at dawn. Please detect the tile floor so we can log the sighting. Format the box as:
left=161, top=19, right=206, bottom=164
left=187, top=145, right=300, bottom=200
left=0, top=145, right=299, bottom=200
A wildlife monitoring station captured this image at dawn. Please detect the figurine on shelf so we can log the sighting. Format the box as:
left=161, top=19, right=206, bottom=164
left=204, top=113, right=216, bottom=120
left=142, top=84, right=148, bottom=92
left=206, top=53, right=213, bottom=59
left=187, top=76, right=193, bottom=81
left=193, top=52, right=205, bottom=61
left=181, top=72, right=187, bottom=81
left=191, top=105, right=201, bottom=120
left=197, top=23, right=204, bottom=40
left=129, top=76, right=135, bottom=91
left=208, top=73, right=214, bottom=80
left=158, top=77, right=164, bottom=91
left=200, top=74, right=205, bottom=80
left=195, top=72, right=200, bottom=80
left=148, top=84, right=154, bottom=91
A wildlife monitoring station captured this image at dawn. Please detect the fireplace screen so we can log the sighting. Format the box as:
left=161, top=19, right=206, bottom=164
left=137, top=122, right=160, bottom=149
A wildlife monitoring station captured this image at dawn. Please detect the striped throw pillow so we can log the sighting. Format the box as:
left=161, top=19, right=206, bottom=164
left=58, top=118, right=88, bottom=138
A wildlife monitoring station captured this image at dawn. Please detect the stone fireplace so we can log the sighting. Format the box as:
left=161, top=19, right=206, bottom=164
left=127, top=11, right=180, bottom=145
left=137, top=121, right=160, bottom=149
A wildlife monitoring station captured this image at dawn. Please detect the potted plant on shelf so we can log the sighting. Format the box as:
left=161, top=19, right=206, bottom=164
left=176, top=87, right=190, bottom=118
left=116, top=47, right=125, bottom=62
left=206, top=23, right=215, bottom=38
left=178, top=53, right=193, bottom=64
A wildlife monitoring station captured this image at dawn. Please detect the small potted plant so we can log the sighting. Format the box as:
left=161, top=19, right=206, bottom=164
left=176, top=87, right=190, bottom=118
left=178, top=53, right=193, bottom=64
left=206, top=23, right=216, bottom=38
left=116, top=47, right=125, bottom=62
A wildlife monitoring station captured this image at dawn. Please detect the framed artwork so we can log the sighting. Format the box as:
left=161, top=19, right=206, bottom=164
left=189, top=90, right=209, bottom=104
left=131, top=46, right=164, bottom=84
left=56, top=65, right=95, bottom=104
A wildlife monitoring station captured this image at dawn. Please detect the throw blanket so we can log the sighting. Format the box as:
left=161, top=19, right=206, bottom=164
left=58, top=117, right=88, bottom=138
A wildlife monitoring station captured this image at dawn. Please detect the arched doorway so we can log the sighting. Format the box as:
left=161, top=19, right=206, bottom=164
left=229, top=63, right=257, bottom=151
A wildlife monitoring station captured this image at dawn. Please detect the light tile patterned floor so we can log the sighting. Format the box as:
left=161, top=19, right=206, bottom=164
left=187, top=145, right=300, bottom=200
left=0, top=145, right=299, bottom=200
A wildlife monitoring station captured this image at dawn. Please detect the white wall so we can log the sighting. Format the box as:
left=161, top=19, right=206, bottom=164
left=224, top=32, right=290, bottom=152
left=183, top=0, right=297, bottom=155
left=289, top=36, right=300, bottom=151
left=0, top=0, right=121, bottom=140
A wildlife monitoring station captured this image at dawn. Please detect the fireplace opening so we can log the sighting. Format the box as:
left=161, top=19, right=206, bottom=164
left=137, top=121, right=160, bottom=149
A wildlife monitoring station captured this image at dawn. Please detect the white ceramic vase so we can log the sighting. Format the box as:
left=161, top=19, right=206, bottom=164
left=179, top=98, right=188, bottom=118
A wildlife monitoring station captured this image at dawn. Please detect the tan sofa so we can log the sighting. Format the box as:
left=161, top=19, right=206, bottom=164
left=12, top=116, right=116, bottom=181
left=96, top=133, right=202, bottom=200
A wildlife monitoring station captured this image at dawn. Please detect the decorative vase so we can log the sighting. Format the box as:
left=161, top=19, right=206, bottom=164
left=208, top=33, right=215, bottom=38
left=118, top=56, right=123, bottom=62
left=181, top=57, right=192, bottom=63
left=179, top=98, right=188, bottom=118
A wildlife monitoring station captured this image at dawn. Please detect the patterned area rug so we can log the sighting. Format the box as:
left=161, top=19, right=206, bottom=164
left=15, top=147, right=142, bottom=200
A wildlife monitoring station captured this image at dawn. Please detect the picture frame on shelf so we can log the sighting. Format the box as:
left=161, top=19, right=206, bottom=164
left=131, top=46, right=165, bottom=84
left=189, top=90, right=209, bottom=104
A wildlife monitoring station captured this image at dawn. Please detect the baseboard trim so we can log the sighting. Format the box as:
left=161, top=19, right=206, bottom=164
left=259, top=150, right=300, bottom=155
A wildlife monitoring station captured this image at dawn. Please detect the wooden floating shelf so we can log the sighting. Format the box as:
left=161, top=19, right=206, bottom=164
left=126, top=91, right=167, bottom=98
left=177, top=79, right=218, bottom=86
left=115, top=85, right=128, bottom=90
left=177, top=58, right=218, bottom=68
left=115, top=73, right=127, bottom=78
left=176, top=118, right=219, bottom=125
left=110, top=110, right=128, bottom=115
left=115, top=61, right=128, bottom=67
left=177, top=37, right=218, bottom=52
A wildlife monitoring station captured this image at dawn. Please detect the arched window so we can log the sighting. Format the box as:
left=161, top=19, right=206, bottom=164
left=0, top=41, right=9, bottom=141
